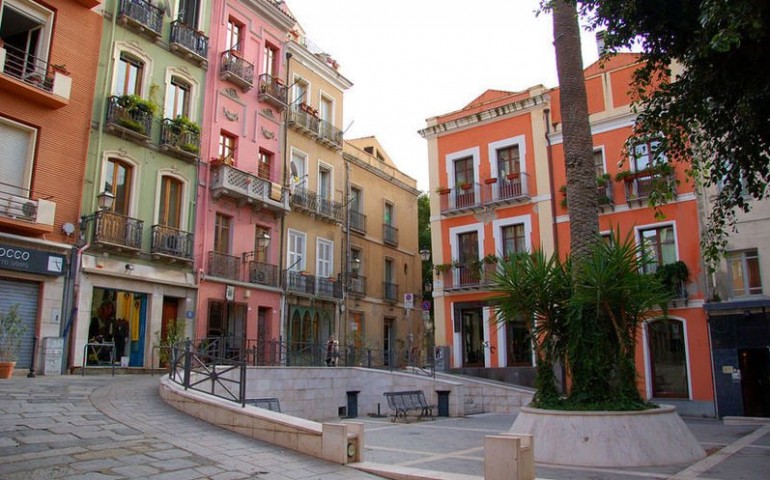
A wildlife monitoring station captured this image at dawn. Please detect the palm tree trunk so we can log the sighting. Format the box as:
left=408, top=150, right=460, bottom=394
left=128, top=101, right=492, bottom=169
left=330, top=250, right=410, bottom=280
left=552, top=0, right=599, bottom=259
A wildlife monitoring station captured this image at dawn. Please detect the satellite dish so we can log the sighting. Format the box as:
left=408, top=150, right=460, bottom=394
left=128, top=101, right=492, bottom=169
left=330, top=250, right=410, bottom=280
left=62, top=222, right=75, bottom=235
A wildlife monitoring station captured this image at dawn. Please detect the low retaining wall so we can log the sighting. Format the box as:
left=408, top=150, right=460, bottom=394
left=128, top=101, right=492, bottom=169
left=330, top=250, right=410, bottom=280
left=159, top=376, right=363, bottom=465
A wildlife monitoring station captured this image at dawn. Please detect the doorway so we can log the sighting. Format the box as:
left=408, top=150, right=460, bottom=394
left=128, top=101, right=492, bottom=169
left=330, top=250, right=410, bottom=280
left=739, top=348, right=770, bottom=417
left=461, top=308, right=484, bottom=367
left=89, top=288, right=147, bottom=367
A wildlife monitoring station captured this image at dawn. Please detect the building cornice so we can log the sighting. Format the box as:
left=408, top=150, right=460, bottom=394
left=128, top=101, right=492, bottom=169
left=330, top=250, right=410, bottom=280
left=287, top=41, right=353, bottom=91
left=243, top=0, right=296, bottom=32
left=418, top=93, right=550, bottom=140
left=548, top=110, right=637, bottom=145
left=343, top=152, right=420, bottom=196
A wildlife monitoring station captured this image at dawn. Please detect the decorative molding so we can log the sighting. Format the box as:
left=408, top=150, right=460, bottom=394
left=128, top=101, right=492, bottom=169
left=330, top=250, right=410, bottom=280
left=261, top=108, right=275, bottom=119
left=127, top=40, right=145, bottom=54
left=261, top=127, right=275, bottom=140
left=223, top=88, right=240, bottom=100
left=223, top=108, right=239, bottom=121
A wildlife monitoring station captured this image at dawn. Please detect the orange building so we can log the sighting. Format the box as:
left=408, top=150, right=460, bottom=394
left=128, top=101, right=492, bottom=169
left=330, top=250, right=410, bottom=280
left=0, top=0, right=102, bottom=374
left=420, top=54, right=715, bottom=417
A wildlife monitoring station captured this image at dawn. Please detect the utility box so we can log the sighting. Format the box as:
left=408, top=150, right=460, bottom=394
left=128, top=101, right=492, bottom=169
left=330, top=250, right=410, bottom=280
left=434, top=346, right=450, bottom=371
left=42, top=337, right=64, bottom=376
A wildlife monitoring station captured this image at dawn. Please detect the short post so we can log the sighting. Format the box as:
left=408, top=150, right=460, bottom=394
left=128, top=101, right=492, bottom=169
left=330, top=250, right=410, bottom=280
left=484, top=434, right=534, bottom=480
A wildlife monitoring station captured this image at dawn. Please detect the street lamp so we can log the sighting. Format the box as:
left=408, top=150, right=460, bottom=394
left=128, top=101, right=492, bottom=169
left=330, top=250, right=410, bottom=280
left=79, top=191, right=115, bottom=243
left=419, top=249, right=431, bottom=262
left=350, top=257, right=361, bottom=277
left=96, top=190, right=115, bottom=211
left=255, top=231, right=271, bottom=251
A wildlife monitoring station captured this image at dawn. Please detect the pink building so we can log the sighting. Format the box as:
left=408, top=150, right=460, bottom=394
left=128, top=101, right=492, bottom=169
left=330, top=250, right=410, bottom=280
left=194, top=0, right=295, bottom=355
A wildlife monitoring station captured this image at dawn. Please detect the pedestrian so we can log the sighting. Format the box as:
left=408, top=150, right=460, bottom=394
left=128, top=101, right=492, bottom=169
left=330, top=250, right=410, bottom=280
left=326, top=336, right=339, bottom=366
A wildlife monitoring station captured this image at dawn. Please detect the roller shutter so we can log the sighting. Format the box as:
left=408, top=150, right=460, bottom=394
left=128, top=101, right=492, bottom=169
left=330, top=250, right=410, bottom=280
left=0, top=278, right=38, bottom=369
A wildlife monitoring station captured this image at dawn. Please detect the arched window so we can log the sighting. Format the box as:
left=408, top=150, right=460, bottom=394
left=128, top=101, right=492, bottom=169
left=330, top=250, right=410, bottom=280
left=104, top=158, right=133, bottom=215
left=158, top=176, right=183, bottom=228
left=165, top=76, right=191, bottom=119
left=647, top=319, right=689, bottom=398
left=115, top=52, right=144, bottom=96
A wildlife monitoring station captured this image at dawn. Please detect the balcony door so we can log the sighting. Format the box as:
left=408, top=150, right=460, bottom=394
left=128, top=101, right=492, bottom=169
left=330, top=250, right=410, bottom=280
left=454, top=156, right=475, bottom=207
left=178, top=0, right=200, bottom=27
left=497, top=145, right=521, bottom=198
left=0, top=0, right=53, bottom=79
left=457, top=231, right=479, bottom=286
left=459, top=307, right=484, bottom=367
left=105, top=158, right=133, bottom=216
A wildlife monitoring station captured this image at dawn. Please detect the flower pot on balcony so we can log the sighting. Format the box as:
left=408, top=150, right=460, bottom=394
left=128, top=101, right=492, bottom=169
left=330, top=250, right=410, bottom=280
left=506, top=173, right=520, bottom=180
left=484, top=178, right=498, bottom=185
left=436, top=187, right=451, bottom=195
left=460, top=183, right=473, bottom=191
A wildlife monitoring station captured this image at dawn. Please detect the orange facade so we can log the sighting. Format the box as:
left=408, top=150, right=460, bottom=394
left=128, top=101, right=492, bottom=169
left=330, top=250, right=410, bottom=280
left=422, top=54, right=715, bottom=416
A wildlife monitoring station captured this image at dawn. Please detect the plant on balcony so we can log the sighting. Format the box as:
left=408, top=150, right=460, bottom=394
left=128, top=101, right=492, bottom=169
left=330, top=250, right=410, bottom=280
left=433, top=261, right=458, bottom=275
left=115, top=94, right=158, bottom=134
left=169, top=115, right=201, bottom=154
left=598, top=195, right=612, bottom=205
left=597, top=172, right=612, bottom=186
left=435, top=186, right=451, bottom=195
left=654, top=260, right=689, bottom=299
left=457, top=181, right=473, bottom=191
left=482, top=254, right=499, bottom=264
left=506, top=172, right=520, bottom=180
left=614, top=169, right=634, bottom=181
left=484, top=177, right=498, bottom=185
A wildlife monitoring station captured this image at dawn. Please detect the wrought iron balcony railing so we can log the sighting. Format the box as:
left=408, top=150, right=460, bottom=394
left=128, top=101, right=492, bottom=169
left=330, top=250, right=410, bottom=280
left=349, top=210, right=367, bottom=234
left=220, top=50, right=254, bottom=90
left=248, top=261, right=279, bottom=288
left=287, top=107, right=319, bottom=136
left=88, top=210, right=144, bottom=251
left=210, top=163, right=288, bottom=213
left=348, top=275, right=367, bottom=296
left=623, top=173, right=677, bottom=203
left=383, top=281, right=398, bottom=302
left=159, top=118, right=200, bottom=161
left=383, top=224, right=399, bottom=246
left=1, top=43, right=54, bottom=92
left=439, top=173, right=531, bottom=215
left=290, top=186, right=317, bottom=211
left=317, top=196, right=343, bottom=223
left=257, top=74, right=288, bottom=110
left=317, top=118, right=343, bottom=150
left=283, top=270, right=342, bottom=299
left=105, top=95, right=153, bottom=141
left=169, top=20, right=209, bottom=66
left=317, top=276, right=343, bottom=299
left=118, top=0, right=163, bottom=40
left=150, top=225, right=193, bottom=261
left=443, top=263, right=497, bottom=291
left=208, top=251, right=240, bottom=281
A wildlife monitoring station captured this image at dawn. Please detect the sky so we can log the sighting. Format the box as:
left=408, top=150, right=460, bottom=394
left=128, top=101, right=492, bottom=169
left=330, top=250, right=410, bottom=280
left=285, top=0, right=601, bottom=192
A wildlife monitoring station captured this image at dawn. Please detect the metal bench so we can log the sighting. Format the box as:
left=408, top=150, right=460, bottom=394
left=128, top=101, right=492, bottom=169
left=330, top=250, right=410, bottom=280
left=246, top=397, right=281, bottom=412
left=383, top=390, right=435, bottom=422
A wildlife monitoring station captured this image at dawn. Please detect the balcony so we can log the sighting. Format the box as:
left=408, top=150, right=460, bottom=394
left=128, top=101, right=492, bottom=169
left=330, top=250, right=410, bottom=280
left=622, top=172, right=677, bottom=205
left=209, top=163, right=289, bottom=214
left=117, top=0, right=163, bottom=41
left=349, top=210, right=367, bottom=235
left=383, top=282, right=399, bottom=302
left=348, top=275, right=367, bottom=297
left=443, top=263, right=497, bottom=291
left=0, top=45, right=71, bottom=108
left=383, top=224, right=398, bottom=246
left=289, top=187, right=342, bottom=223
left=598, top=181, right=615, bottom=212
left=83, top=211, right=143, bottom=253
left=104, top=95, right=153, bottom=143
left=284, top=270, right=343, bottom=299
left=439, top=173, right=530, bottom=216
left=287, top=106, right=319, bottom=138
left=207, top=251, right=240, bottom=281
left=257, top=74, right=288, bottom=110
left=0, top=182, right=55, bottom=235
left=220, top=50, right=254, bottom=91
left=317, top=118, right=343, bottom=150
left=248, top=261, right=279, bottom=288
left=159, top=118, right=200, bottom=161
left=169, top=21, right=209, bottom=67
left=150, top=225, right=193, bottom=262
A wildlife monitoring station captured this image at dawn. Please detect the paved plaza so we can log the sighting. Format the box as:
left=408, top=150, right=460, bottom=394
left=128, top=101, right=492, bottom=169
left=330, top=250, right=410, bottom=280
left=0, top=374, right=768, bottom=479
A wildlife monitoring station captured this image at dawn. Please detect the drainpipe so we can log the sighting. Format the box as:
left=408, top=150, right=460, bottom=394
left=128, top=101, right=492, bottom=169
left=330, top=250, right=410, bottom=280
left=343, top=159, right=351, bottom=344
left=61, top=242, right=90, bottom=373
left=544, top=107, right=559, bottom=257
left=278, top=51, right=292, bottom=348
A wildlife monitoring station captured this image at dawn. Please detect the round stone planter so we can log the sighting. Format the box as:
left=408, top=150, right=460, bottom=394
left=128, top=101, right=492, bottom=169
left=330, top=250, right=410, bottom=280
left=510, top=405, right=706, bottom=467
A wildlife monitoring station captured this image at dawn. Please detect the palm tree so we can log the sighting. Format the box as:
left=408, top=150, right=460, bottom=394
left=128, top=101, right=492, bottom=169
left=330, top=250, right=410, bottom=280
left=552, top=0, right=599, bottom=259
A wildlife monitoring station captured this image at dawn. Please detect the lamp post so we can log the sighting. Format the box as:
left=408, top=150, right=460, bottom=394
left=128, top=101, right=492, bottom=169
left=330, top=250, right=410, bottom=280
left=419, top=249, right=431, bottom=263
left=418, top=248, right=434, bottom=361
left=96, top=190, right=115, bottom=211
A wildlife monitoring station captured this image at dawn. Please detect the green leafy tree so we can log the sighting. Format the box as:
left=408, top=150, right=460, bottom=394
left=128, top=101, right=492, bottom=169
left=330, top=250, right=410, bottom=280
left=417, top=192, right=432, bottom=286
left=572, top=0, right=770, bottom=267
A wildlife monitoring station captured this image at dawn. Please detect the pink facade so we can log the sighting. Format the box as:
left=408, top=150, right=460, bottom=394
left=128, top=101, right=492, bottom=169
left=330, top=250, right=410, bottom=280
left=194, top=0, right=295, bottom=346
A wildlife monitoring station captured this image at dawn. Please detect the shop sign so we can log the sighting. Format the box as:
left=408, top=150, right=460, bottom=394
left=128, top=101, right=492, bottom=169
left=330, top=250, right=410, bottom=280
left=0, top=243, right=65, bottom=276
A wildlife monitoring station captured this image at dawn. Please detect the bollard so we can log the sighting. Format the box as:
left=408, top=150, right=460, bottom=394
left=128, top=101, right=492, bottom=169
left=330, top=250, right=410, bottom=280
left=484, top=434, right=534, bottom=480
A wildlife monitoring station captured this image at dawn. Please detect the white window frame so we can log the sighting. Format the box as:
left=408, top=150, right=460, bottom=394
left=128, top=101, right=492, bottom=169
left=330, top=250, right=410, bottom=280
left=293, top=75, right=310, bottom=106
left=319, top=91, right=334, bottom=124
left=317, top=161, right=333, bottom=198
left=445, top=147, right=480, bottom=189
left=164, top=67, right=199, bottom=120
left=593, top=146, right=607, bottom=175
left=727, top=249, right=763, bottom=297
left=635, top=222, right=678, bottom=274
left=449, top=222, right=484, bottom=266
left=316, top=237, right=334, bottom=278
left=287, top=229, right=306, bottom=272
left=289, top=147, right=308, bottom=191
left=100, top=151, right=141, bottom=216
left=112, top=42, right=154, bottom=97
left=1, top=0, right=55, bottom=65
left=492, top=215, right=533, bottom=257
left=488, top=135, right=527, bottom=179
left=0, top=116, right=37, bottom=196
left=642, top=316, right=693, bottom=400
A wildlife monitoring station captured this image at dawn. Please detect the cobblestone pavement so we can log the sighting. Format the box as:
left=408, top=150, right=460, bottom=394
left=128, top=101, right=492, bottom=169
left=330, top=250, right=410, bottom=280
left=1, top=375, right=769, bottom=480
left=0, top=375, right=380, bottom=480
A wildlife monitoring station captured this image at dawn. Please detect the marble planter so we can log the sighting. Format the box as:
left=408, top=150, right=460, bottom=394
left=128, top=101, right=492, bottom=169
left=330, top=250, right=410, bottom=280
left=510, top=405, right=706, bottom=467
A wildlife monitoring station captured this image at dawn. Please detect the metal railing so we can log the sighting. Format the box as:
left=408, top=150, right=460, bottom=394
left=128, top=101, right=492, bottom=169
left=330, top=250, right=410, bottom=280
left=0, top=43, right=54, bottom=92
left=348, top=275, right=367, bottom=296
left=220, top=50, right=254, bottom=88
left=443, top=263, right=498, bottom=290
left=383, top=281, right=398, bottom=302
left=105, top=95, right=153, bottom=138
left=349, top=209, right=367, bottom=234
left=160, top=118, right=200, bottom=157
left=248, top=261, right=279, bottom=287
left=318, top=118, right=343, bottom=149
left=317, top=196, right=343, bottom=222
left=151, top=225, right=193, bottom=260
left=290, top=186, right=317, bottom=211
left=207, top=251, right=240, bottom=281
left=118, top=0, right=163, bottom=36
left=623, top=173, right=676, bottom=202
left=0, top=181, right=52, bottom=224
left=383, top=224, right=399, bottom=246
left=169, top=20, right=209, bottom=60
left=284, top=270, right=342, bottom=298
left=89, top=210, right=144, bottom=250
left=439, top=173, right=530, bottom=214
left=257, top=73, right=288, bottom=109
left=287, top=106, right=320, bottom=135
left=168, top=341, right=247, bottom=406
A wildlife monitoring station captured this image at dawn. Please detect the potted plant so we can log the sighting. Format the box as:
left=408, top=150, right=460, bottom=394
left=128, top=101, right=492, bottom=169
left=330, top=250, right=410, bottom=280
left=484, top=177, right=498, bottom=185
left=115, top=94, right=158, bottom=134
left=154, top=319, right=186, bottom=369
left=435, top=186, right=451, bottom=195
left=0, top=304, right=26, bottom=379
left=596, top=172, right=612, bottom=186
left=506, top=172, right=520, bottom=180
left=615, top=169, right=634, bottom=182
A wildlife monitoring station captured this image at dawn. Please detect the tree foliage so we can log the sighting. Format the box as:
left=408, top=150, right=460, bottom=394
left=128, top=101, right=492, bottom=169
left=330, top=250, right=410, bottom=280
left=573, top=0, right=770, bottom=268
left=490, top=231, right=670, bottom=410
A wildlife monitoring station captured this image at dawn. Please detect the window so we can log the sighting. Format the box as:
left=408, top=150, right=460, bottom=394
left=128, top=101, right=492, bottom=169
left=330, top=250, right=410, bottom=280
left=320, top=95, right=333, bottom=123
left=294, top=78, right=309, bottom=105
left=104, top=158, right=133, bottom=215
left=454, top=156, right=474, bottom=187
left=263, top=42, right=278, bottom=77
left=506, top=319, right=532, bottom=366
left=728, top=250, right=762, bottom=296
left=0, top=0, right=54, bottom=80
left=213, top=213, right=231, bottom=254
left=384, top=202, right=394, bottom=226
left=158, top=176, right=182, bottom=228
left=258, top=149, right=272, bottom=180
left=384, top=258, right=395, bottom=300
left=226, top=17, right=242, bottom=51
left=647, top=319, right=689, bottom=398
left=496, top=145, right=520, bottom=178
left=593, top=148, right=605, bottom=176
left=318, top=165, right=331, bottom=198
left=350, top=187, right=362, bottom=212
left=115, top=53, right=144, bottom=96
left=632, top=140, right=665, bottom=172
left=165, top=77, right=190, bottom=119
left=289, top=150, right=306, bottom=187
left=0, top=118, right=36, bottom=196
left=639, top=225, right=676, bottom=274
left=287, top=230, right=306, bottom=271
left=218, top=131, right=237, bottom=164
left=177, top=0, right=200, bottom=28
left=317, top=238, right=333, bottom=278
left=253, top=226, right=269, bottom=263
left=501, top=224, right=526, bottom=257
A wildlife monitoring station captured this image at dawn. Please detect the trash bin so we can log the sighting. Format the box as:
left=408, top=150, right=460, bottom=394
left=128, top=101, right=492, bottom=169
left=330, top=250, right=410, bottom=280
left=346, top=390, right=360, bottom=418
left=436, top=390, right=450, bottom=417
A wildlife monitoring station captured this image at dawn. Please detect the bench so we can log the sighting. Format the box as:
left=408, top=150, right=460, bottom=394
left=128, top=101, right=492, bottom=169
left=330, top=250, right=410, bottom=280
left=383, top=390, right=435, bottom=422
left=245, top=397, right=281, bottom=413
